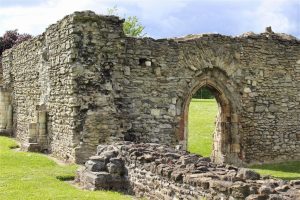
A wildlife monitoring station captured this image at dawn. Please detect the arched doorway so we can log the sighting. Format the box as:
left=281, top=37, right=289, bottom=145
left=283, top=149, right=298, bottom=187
left=178, top=69, right=242, bottom=164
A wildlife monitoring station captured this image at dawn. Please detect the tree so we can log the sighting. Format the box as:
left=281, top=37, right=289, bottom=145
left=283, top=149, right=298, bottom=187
left=0, top=29, right=32, bottom=56
left=123, top=16, right=145, bottom=37
left=107, top=6, right=146, bottom=37
left=193, top=87, right=215, bottom=99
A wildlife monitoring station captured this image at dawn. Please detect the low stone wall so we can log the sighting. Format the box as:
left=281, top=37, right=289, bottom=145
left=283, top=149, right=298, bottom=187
left=76, top=142, right=300, bottom=200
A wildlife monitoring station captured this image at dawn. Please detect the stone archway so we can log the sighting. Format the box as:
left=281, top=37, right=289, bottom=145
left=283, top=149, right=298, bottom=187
left=178, top=69, right=242, bottom=165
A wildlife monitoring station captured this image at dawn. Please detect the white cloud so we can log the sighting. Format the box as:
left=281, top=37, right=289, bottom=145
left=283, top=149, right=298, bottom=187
left=0, top=0, right=117, bottom=35
left=0, top=0, right=190, bottom=37
left=0, top=0, right=298, bottom=38
left=137, top=1, right=188, bottom=37
left=243, top=0, right=298, bottom=34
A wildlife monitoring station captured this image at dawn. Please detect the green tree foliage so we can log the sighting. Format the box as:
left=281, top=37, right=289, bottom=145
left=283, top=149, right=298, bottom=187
left=123, top=16, right=145, bottom=37
left=193, top=87, right=215, bottom=99
left=107, top=6, right=146, bottom=37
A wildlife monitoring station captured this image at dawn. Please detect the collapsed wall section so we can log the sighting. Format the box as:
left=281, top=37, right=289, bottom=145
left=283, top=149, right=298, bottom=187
left=76, top=143, right=300, bottom=200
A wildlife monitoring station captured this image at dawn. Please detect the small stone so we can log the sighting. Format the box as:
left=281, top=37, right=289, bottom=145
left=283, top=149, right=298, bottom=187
left=259, top=185, right=273, bottom=195
left=237, top=168, right=260, bottom=180
left=265, top=26, right=273, bottom=33
left=244, top=87, right=251, bottom=93
left=275, top=184, right=290, bottom=192
left=145, top=61, right=151, bottom=67
left=85, top=159, right=106, bottom=172
left=245, top=194, right=269, bottom=200
left=151, top=109, right=160, bottom=116
left=107, top=158, right=125, bottom=176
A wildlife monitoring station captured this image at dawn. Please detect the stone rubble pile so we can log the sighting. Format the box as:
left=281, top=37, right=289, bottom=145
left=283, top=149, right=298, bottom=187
left=76, top=142, right=300, bottom=200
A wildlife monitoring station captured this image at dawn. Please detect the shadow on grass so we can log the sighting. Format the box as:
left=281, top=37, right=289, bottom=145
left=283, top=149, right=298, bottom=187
left=275, top=177, right=300, bottom=181
left=250, top=161, right=300, bottom=173
left=9, top=144, right=20, bottom=149
left=56, top=175, right=75, bottom=181
left=249, top=161, right=300, bottom=180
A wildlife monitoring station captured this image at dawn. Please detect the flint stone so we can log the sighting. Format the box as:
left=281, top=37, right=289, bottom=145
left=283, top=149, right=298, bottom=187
left=259, top=185, right=274, bottom=195
left=245, top=194, right=269, bottom=200
left=107, top=158, right=126, bottom=175
left=237, top=168, right=260, bottom=180
left=85, top=159, right=106, bottom=172
left=230, top=182, right=251, bottom=198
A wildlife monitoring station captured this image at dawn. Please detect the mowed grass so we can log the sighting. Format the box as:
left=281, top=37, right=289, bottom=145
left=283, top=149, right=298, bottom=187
left=188, top=98, right=218, bottom=157
left=0, top=136, right=131, bottom=200
left=249, top=161, right=300, bottom=180
left=188, top=98, right=300, bottom=180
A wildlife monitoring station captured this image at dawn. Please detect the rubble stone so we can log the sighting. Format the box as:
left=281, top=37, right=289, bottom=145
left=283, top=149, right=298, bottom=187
left=76, top=142, right=300, bottom=200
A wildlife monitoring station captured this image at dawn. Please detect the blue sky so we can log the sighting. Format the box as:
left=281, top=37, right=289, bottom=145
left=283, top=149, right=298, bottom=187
left=0, top=0, right=299, bottom=38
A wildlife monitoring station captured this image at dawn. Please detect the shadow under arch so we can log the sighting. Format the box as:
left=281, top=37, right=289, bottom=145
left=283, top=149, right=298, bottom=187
left=178, top=68, right=242, bottom=165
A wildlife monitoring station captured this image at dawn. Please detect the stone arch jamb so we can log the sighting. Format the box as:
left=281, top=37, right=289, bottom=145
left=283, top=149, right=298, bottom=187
left=178, top=74, right=242, bottom=165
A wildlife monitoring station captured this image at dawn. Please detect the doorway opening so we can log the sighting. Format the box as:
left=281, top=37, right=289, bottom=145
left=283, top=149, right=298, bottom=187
left=178, top=70, right=241, bottom=164
left=187, top=87, right=218, bottom=157
left=179, top=79, right=236, bottom=164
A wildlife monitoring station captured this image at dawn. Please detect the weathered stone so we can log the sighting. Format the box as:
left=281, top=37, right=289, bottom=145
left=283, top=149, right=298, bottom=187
left=77, top=143, right=300, bottom=200
left=0, top=10, right=299, bottom=167
left=107, top=158, right=125, bottom=175
left=274, top=184, right=290, bottom=192
left=231, top=182, right=251, bottom=198
left=237, top=168, right=261, bottom=180
left=245, top=194, right=269, bottom=200
left=85, top=159, right=106, bottom=172
left=258, top=185, right=274, bottom=195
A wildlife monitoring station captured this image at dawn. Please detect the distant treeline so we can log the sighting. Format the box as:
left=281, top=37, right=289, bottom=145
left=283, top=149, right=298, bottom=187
left=193, top=87, right=214, bottom=99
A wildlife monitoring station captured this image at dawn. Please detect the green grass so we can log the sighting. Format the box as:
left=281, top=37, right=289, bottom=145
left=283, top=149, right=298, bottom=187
left=249, top=161, right=300, bottom=180
left=188, top=98, right=218, bottom=157
left=0, top=136, right=131, bottom=200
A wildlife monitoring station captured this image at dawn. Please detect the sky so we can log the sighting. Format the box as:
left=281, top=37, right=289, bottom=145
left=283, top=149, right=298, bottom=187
left=0, top=0, right=299, bottom=39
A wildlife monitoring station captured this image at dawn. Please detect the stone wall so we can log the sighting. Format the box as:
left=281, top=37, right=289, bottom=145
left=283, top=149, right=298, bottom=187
left=1, top=14, right=78, bottom=161
left=70, top=13, right=125, bottom=162
left=1, top=11, right=300, bottom=164
left=76, top=142, right=300, bottom=200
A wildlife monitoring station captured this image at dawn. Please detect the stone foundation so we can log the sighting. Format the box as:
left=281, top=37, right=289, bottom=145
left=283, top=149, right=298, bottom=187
left=76, top=142, right=300, bottom=200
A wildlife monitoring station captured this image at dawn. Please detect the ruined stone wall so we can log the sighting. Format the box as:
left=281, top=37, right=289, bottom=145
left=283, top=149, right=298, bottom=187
left=118, top=33, right=300, bottom=164
left=70, top=13, right=125, bottom=162
left=1, top=14, right=78, bottom=161
left=77, top=142, right=300, bottom=200
left=1, top=11, right=300, bottom=164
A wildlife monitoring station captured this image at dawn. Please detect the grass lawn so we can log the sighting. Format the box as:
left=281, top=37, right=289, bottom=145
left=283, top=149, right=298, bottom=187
left=0, top=136, right=131, bottom=200
left=249, top=161, right=300, bottom=180
left=188, top=98, right=218, bottom=157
